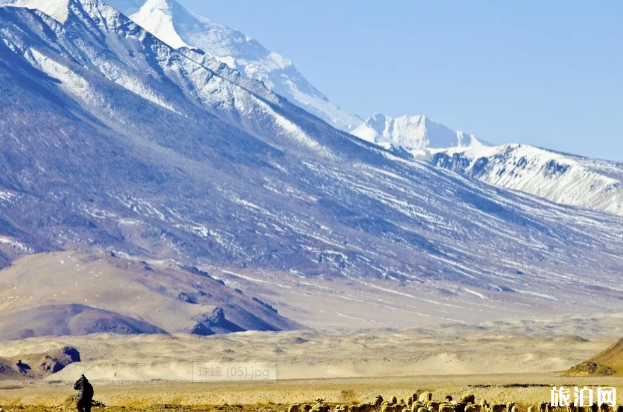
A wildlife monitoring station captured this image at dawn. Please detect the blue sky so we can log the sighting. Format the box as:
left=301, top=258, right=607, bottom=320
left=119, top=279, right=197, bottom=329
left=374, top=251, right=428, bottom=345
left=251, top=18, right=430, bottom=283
left=179, top=0, right=623, bottom=161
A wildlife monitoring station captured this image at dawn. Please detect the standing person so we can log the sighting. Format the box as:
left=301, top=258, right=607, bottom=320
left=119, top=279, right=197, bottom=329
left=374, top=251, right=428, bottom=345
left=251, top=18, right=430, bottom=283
left=74, top=374, right=94, bottom=412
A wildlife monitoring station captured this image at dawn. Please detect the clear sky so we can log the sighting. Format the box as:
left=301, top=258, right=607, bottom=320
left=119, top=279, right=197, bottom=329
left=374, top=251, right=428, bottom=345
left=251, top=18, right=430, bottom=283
left=178, top=0, right=623, bottom=161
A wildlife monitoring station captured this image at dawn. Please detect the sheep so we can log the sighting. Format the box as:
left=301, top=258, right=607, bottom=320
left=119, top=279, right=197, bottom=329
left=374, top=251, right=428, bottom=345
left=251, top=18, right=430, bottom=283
left=527, top=407, right=534, bottom=412
left=491, top=404, right=506, bottom=412
left=440, top=404, right=455, bottom=412
left=303, top=405, right=313, bottom=412
left=465, top=405, right=477, bottom=412
left=428, top=402, right=441, bottom=412
left=420, top=393, right=434, bottom=403
left=351, top=406, right=361, bottom=412
left=289, top=405, right=300, bottom=412
left=312, top=404, right=330, bottom=412
left=417, top=408, right=427, bottom=412
left=510, top=406, right=518, bottom=412
left=461, top=396, right=476, bottom=405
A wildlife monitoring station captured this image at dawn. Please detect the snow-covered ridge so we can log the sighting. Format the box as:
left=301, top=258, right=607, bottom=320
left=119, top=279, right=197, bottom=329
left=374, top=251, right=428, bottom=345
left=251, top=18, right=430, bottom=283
left=351, top=113, right=478, bottom=155
left=3, top=0, right=71, bottom=22
left=6, top=0, right=623, bottom=224
left=0, top=0, right=340, bottom=158
left=112, top=0, right=362, bottom=132
left=351, top=111, right=623, bottom=219
left=430, top=143, right=623, bottom=217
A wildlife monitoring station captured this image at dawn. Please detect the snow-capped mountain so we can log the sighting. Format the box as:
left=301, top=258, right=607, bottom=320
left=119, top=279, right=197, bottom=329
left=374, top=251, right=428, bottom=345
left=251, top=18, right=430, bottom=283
left=101, top=0, right=362, bottom=132
left=352, top=112, right=623, bottom=219
left=351, top=113, right=476, bottom=155
left=2, top=0, right=623, bottom=331
left=430, top=142, right=623, bottom=217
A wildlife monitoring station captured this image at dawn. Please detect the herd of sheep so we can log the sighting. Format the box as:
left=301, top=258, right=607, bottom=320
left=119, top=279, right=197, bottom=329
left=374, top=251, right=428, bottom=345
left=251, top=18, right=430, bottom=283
left=288, top=393, right=623, bottom=412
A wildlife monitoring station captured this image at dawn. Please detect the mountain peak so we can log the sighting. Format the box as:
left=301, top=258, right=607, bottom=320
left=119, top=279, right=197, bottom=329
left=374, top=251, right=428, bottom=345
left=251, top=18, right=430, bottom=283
left=352, top=114, right=465, bottom=152
left=131, top=0, right=188, bottom=48
left=2, top=0, right=125, bottom=24
left=113, top=0, right=362, bottom=131
left=3, top=0, right=71, bottom=22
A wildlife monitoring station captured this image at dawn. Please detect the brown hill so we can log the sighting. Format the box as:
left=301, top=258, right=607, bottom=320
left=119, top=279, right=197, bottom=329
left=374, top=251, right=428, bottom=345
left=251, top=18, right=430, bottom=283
left=0, top=304, right=166, bottom=341
left=0, top=345, right=80, bottom=380
left=0, top=251, right=304, bottom=340
left=567, top=336, right=623, bottom=376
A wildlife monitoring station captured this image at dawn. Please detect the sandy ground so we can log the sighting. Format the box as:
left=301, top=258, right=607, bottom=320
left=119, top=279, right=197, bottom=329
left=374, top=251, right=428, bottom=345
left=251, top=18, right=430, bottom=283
left=0, top=319, right=618, bottom=382
left=3, top=300, right=623, bottom=408
left=2, top=315, right=623, bottom=407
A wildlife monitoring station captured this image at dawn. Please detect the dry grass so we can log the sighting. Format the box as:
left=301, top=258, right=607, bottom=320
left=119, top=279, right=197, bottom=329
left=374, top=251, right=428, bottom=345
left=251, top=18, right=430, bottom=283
left=339, top=389, right=359, bottom=404
left=4, top=373, right=623, bottom=408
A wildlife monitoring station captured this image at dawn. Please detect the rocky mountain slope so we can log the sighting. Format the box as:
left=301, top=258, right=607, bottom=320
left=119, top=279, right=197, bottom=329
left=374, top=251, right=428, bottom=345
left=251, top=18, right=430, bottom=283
left=568, top=337, right=623, bottom=376
left=16, top=0, right=621, bottom=224
left=430, top=142, right=623, bottom=217
left=1, top=0, right=623, bottom=335
left=104, top=0, right=362, bottom=132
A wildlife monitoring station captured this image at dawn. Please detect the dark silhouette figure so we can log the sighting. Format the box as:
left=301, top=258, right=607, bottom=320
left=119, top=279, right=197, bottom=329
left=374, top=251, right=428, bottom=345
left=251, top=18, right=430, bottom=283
left=74, top=374, right=94, bottom=412
left=15, top=360, right=31, bottom=373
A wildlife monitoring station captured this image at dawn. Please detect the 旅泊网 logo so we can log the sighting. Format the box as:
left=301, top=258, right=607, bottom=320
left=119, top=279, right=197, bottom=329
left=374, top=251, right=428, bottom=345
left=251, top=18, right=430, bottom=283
left=551, top=387, right=616, bottom=407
